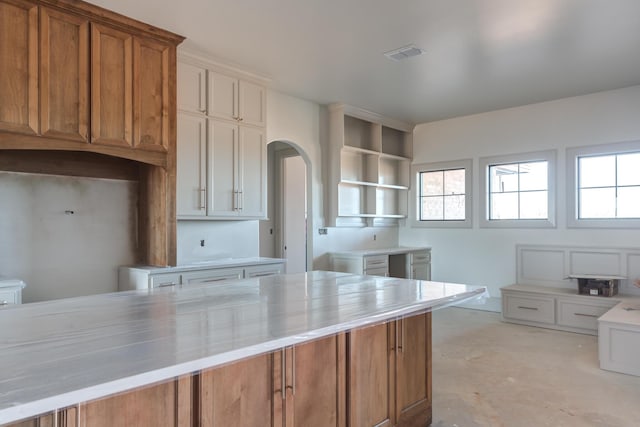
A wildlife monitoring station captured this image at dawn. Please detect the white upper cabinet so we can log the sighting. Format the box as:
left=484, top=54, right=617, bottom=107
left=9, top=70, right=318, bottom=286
left=177, top=62, right=207, bottom=114
left=208, top=70, right=266, bottom=127
left=176, top=113, right=207, bottom=216
left=176, top=52, right=268, bottom=220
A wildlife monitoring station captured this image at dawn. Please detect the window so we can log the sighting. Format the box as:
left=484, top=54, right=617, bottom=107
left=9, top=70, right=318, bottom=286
left=567, top=140, right=640, bottom=228
left=488, top=161, right=548, bottom=220
left=480, top=150, right=556, bottom=228
left=410, top=159, right=472, bottom=228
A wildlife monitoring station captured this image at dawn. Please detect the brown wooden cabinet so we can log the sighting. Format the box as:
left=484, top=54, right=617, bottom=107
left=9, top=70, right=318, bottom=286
left=90, top=22, right=133, bottom=148
left=39, top=6, right=90, bottom=143
left=348, top=313, right=432, bottom=427
left=0, top=0, right=38, bottom=135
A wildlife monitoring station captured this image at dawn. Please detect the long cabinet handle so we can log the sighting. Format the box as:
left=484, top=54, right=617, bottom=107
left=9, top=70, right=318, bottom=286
left=517, top=306, right=539, bottom=311
left=199, top=188, right=206, bottom=210
left=156, top=282, right=177, bottom=288
left=238, top=190, right=243, bottom=211
left=574, top=313, right=599, bottom=318
left=0, top=301, right=8, bottom=306
left=281, top=348, right=286, bottom=401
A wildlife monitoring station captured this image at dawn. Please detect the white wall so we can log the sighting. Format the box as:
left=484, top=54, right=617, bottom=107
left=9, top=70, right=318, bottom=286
left=400, top=85, right=640, bottom=302
left=0, top=172, right=137, bottom=302
left=177, top=221, right=259, bottom=264
left=265, top=90, right=402, bottom=271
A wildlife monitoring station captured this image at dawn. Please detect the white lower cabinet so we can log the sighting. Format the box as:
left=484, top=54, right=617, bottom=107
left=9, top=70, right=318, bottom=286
left=330, top=248, right=431, bottom=280
left=181, top=268, right=244, bottom=285
left=501, top=285, right=619, bottom=335
left=119, top=260, right=285, bottom=291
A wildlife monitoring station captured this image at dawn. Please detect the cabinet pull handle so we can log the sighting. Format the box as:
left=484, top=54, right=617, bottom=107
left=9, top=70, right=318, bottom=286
left=233, top=190, right=239, bottom=211
left=199, top=188, right=206, bottom=210
left=238, top=190, right=243, bottom=211
left=251, top=272, right=273, bottom=277
left=0, top=301, right=8, bottom=306
left=574, top=313, right=598, bottom=318
left=156, top=282, right=177, bottom=288
left=517, top=306, right=539, bottom=311
left=238, top=117, right=244, bottom=122
left=281, top=348, right=286, bottom=401
left=201, top=277, right=231, bottom=283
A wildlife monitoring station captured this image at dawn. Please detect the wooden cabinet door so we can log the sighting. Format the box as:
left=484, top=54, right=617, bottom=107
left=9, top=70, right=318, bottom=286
left=284, top=335, right=346, bottom=427
left=40, top=7, right=89, bottom=142
left=178, top=62, right=207, bottom=114
left=176, top=113, right=206, bottom=216
left=133, top=37, right=170, bottom=152
left=347, top=322, right=395, bottom=427
left=0, top=0, right=38, bottom=135
left=396, top=313, right=432, bottom=427
left=208, top=119, right=238, bottom=217
left=91, top=23, right=133, bottom=147
left=238, top=125, right=265, bottom=218
left=238, top=80, right=265, bottom=127
left=79, top=379, right=185, bottom=427
left=200, top=353, right=273, bottom=426
left=207, top=70, right=237, bottom=122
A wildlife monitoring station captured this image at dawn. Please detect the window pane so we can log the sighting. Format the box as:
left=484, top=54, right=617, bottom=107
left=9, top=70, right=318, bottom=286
left=422, top=171, right=443, bottom=196
left=490, top=164, right=519, bottom=193
left=519, top=161, right=547, bottom=191
left=617, top=153, right=640, bottom=186
left=579, top=155, right=615, bottom=188
left=579, top=188, right=616, bottom=218
left=421, top=196, right=443, bottom=220
left=444, top=169, right=465, bottom=195
left=490, top=192, right=518, bottom=219
left=520, top=191, right=548, bottom=219
left=444, top=195, right=465, bottom=220
left=617, top=186, right=640, bottom=218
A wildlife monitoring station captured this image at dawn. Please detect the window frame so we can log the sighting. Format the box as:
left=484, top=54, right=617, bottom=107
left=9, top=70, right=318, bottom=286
left=410, top=159, right=472, bottom=228
left=479, top=150, right=556, bottom=229
left=567, top=140, right=640, bottom=229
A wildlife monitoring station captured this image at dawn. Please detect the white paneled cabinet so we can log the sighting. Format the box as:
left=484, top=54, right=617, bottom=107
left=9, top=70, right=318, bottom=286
left=177, top=113, right=207, bottom=216
left=177, top=53, right=267, bottom=220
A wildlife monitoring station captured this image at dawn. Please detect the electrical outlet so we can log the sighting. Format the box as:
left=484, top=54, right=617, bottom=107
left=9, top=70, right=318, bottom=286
left=373, top=234, right=377, bottom=241
left=200, top=239, right=205, bottom=247
left=318, top=228, right=328, bottom=235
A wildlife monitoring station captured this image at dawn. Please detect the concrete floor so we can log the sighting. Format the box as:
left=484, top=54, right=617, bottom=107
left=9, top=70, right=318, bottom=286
left=431, top=307, right=640, bottom=427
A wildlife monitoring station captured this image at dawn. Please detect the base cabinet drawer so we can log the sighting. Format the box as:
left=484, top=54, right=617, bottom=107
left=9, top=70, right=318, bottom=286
left=182, top=268, right=243, bottom=284
left=149, top=273, right=182, bottom=288
left=503, top=293, right=555, bottom=324
left=0, top=288, right=20, bottom=306
left=557, top=300, right=613, bottom=331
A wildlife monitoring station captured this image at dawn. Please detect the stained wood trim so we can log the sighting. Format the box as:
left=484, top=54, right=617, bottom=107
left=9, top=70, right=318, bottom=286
left=35, top=0, right=184, bottom=44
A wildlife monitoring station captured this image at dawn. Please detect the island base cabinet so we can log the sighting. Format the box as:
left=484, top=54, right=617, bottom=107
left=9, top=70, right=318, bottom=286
left=199, top=353, right=273, bottom=426
left=348, top=313, right=432, bottom=427
left=273, top=335, right=346, bottom=427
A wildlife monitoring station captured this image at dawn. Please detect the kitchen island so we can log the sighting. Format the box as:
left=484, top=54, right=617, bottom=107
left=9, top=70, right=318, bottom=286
left=1, top=271, right=486, bottom=426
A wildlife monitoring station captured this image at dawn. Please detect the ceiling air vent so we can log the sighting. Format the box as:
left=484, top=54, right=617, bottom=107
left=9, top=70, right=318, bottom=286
left=384, top=44, right=425, bottom=61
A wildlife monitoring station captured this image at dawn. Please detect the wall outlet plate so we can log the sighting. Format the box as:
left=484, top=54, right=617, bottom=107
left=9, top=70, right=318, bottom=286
left=318, top=228, right=328, bottom=235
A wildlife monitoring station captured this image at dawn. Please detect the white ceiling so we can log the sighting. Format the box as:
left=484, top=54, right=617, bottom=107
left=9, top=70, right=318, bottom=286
left=92, top=0, right=640, bottom=124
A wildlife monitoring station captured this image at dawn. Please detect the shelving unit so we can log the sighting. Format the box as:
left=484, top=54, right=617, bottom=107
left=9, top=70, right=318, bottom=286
left=327, top=103, right=413, bottom=226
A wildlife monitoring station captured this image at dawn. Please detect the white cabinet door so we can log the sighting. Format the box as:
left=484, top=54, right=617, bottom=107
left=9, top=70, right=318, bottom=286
left=177, top=113, right=207, bottom=217
left=208, top=70, right=237, bottom=122
left=239, top=80, right=265, bottom=127
left=244, top=263, right=284, bottom=278
left=208, top=119, right=239, bottom=217
left=411, top=263, right=430, bottom=280
left=238, top=126, right=266, bottom=218
left=177, top=62, right=207, bottom=113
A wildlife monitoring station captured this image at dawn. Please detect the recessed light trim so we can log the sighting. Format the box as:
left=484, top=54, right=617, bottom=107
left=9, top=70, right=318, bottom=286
left=384, top=44, right=425, bottom=61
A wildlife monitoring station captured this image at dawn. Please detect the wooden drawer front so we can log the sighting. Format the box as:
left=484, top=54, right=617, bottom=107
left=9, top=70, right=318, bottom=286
left=411, top=251, right=430, bottom=264
left=503, top=294, right=555, bottom=324
left=0, top=288, right=20, bottom=306
left=149, top=273, right=181, bottom=288
left=364, top=255, right=388, bottom=270
left=557, top=300, right=613, bottom=331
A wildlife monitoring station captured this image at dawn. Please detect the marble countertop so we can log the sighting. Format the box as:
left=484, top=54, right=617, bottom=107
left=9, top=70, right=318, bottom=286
left=330, top=246, right=431, bottom=257
left=122, top=256, right=286, bottom=274
left=0, top=271, right=486, bottom=424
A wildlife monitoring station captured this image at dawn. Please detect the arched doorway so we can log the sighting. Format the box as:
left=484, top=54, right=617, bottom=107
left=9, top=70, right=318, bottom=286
left=260, top=140, right=312, bottom=273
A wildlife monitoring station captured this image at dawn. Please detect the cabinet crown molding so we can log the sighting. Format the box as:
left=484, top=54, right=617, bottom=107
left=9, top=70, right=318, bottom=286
left=178, top=48, right=271, bottom=86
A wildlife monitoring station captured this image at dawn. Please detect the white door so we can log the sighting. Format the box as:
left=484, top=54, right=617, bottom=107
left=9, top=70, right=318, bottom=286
left=239, top=126, right=266, bottom=218
left=282, top=155, right=307, bottom=273
left=208, top=119, right=238, bottom=217
left=176, top=113, right=207, bottom=216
